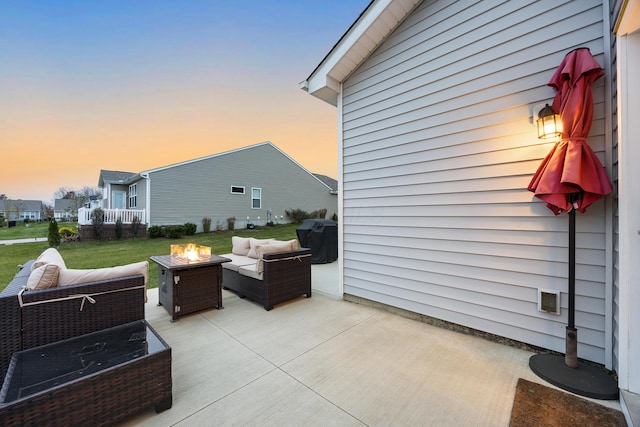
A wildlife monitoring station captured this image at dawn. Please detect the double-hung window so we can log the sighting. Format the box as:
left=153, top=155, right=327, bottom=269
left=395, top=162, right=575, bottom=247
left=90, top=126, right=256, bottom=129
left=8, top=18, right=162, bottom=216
left=251, top=188, right=261, bottom=209
left=128, top=184, right=137, bottom=208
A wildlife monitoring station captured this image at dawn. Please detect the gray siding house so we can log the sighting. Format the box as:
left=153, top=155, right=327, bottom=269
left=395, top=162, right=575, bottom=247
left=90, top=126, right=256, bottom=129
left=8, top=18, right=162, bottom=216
left=97, top=142, right=337, bottom=231
left=0, top=199, right=46, bottom=222
left=302, top=0, right=639, bottom=413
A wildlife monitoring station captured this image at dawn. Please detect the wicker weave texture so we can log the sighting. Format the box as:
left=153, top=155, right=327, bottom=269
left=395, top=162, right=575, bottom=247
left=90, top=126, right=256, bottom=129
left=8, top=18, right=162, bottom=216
left=223, top=248, right=312, bottom=310
left=0, top=321, right=172, bottom=426
left=20, top=275, right=146, bottom=349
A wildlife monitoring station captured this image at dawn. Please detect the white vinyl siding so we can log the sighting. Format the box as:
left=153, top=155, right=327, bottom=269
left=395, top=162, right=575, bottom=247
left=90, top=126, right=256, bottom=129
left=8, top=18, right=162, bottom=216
left=340, top=0, right=610, bottom=364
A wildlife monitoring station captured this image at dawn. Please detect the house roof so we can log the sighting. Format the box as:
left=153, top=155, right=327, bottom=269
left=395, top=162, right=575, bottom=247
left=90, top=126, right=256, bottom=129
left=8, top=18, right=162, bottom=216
left=1, top=199, right=44, bottom=211
left=98, top=170, right=138, bottom=187
left=299, top=0, right=421, bottom=106
left=313, top=174, right=338, bottom=193
left=54, top=199, right=76, bottom=211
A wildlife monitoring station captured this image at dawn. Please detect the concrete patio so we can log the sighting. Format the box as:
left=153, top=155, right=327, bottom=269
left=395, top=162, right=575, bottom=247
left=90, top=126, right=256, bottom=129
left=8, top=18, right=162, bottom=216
left=121, top=263, right=622, bottom=426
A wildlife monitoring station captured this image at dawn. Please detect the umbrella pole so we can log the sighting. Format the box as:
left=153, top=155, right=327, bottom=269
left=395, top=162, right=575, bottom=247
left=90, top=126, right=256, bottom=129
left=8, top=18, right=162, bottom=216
left=565, top=207, right=578, bottom=368
left=529, top=202, right=618, bottom=400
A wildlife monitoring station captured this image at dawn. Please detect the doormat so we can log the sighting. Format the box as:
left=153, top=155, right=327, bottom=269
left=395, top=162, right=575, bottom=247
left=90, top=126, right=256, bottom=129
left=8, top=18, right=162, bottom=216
left=510, top=378, right=627, bottom=427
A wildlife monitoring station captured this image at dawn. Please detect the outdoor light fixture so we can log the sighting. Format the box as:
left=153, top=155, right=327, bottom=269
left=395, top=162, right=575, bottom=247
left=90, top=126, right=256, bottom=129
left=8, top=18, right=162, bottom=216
left=537, top=103, right=562, bottom=139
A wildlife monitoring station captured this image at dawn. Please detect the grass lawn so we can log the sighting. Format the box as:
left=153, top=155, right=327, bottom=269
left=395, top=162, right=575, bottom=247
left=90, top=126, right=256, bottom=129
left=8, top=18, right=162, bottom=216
left=0, top=223, right=301, bottom=292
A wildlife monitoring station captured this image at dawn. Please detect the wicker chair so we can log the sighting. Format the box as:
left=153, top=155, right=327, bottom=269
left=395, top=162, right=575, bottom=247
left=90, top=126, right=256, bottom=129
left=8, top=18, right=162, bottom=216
left=222, top=248, right=312, bottom=310
left=0, top=261, right=146, bottom=380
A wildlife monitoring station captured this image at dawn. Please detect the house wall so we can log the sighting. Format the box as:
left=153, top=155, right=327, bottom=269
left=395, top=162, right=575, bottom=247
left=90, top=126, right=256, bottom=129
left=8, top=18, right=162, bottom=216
left=146, top=143, right=337, bottom=231
left=340, top=0, right=611, bottom=364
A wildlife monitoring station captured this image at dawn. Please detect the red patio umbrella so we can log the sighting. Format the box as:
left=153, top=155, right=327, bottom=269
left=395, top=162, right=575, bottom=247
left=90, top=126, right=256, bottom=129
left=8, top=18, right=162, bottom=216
left=528, top=48, right=612, bottom=215
left=527, top=48, right=616, bottom=400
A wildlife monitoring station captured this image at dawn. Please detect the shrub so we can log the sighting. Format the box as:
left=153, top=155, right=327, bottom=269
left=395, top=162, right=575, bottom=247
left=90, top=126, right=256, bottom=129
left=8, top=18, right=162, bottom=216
left=202, top=217, right=212, bottom=233
left=0, top=215, right=5, bottom=228
left=148, top=225, right=164, bottom=239
left=285, top=208, right=310, bottom=224
left=332, top=213, right=338, bottom=222
left=131, top=215, right=141, bottom=237
left=48, top=219, right=60, bottom=247
left=115, top=217, right=123, bottom=239
left=59, top=226, right=79, bottom=243
left=91, top=208, right=105, bottom=240
left=184, top=222, right=197, bottom=236
left=165, top=225, right=185, bottom=239
left=227, top=216, right=236, bottom=231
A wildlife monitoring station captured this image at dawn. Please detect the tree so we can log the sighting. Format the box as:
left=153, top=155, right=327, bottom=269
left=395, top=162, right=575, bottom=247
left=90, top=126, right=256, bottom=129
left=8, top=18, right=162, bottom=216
left=48, top=219, right=60, bottom=247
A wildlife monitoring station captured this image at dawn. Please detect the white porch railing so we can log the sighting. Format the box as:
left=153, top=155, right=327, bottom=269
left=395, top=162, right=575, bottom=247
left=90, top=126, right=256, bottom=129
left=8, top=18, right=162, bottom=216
left=78, top=208, right=146, bottom=225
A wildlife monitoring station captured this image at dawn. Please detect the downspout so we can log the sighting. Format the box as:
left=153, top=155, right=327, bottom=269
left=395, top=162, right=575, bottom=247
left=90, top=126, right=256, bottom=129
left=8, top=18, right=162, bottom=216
left=601, top=0, right=614, bottom=371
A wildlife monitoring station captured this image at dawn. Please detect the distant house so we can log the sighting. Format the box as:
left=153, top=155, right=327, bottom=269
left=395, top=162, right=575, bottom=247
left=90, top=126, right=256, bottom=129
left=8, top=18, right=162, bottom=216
left=94, top=142, right=338, bottom=231
left=301, top=0, right=639, bottom=409
left=53, top=199, right=77, bottom=222
left=0, top=199, right=46, bottom=222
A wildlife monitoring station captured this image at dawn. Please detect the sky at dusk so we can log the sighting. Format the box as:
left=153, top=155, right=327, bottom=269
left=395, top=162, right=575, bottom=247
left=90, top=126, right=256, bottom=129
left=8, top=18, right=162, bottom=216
left=0, top=0, right=370, bottom=204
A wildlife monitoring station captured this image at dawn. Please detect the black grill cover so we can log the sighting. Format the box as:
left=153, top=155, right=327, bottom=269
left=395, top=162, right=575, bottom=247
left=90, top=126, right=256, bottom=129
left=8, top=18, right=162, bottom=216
left=296, top=219, right=338, bottom=264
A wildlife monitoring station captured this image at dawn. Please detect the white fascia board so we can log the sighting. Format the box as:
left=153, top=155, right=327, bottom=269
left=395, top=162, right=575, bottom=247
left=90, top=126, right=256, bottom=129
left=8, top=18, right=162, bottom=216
left=301, top=0, right=420, bottom=106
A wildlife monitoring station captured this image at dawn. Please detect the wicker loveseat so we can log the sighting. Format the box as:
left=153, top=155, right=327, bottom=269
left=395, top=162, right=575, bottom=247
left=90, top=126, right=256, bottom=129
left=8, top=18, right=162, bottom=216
left=221, top=237, right=312, bottom=310
left=0, top=252, right=147, bottom=381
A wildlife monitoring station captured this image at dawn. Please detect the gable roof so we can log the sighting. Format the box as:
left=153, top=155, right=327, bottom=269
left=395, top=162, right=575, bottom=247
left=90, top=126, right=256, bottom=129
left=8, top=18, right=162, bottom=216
left=299, top=0, right=421, bottom=106
left=98, top=170, right=138, bottom=187
left=54, top=199, right=76, bottom=211
left=1, top=199, right=44, bottom=212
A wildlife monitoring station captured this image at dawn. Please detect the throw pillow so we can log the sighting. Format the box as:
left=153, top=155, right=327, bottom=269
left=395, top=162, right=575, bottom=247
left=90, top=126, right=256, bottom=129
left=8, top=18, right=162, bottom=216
left=32, top=247, right=67, bottom=271
left=247, top=238, right=276, bottom=258
left=256, top=242, right=295, bottom=274
left=26, top=264, right=60, bottom=290
left=232, top=236, right=251, bottom=256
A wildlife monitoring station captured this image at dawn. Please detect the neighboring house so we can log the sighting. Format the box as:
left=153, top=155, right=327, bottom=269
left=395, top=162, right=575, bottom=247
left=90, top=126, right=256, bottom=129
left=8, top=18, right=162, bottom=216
left=302, top=0, right=639, bottom=411
left=0, top=199, right=46, bottom=222
left=53, top=199, right=77, bottom=222
left=96, top=142, right=338, bottom=231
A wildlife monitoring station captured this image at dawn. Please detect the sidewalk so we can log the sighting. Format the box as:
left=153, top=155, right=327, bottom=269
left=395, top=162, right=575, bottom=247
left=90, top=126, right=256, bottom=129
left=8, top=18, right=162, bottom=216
left=0, top=238, right=47, bottom=245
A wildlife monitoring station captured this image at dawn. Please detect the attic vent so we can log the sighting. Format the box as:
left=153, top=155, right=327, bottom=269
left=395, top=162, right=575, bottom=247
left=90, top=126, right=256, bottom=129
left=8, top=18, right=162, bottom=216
left=538, top=289, right=560, bottom=315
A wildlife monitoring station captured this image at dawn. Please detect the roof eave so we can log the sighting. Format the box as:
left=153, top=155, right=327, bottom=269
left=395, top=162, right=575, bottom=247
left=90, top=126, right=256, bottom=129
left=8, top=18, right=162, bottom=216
left=301, top=0, right=422, bottom=106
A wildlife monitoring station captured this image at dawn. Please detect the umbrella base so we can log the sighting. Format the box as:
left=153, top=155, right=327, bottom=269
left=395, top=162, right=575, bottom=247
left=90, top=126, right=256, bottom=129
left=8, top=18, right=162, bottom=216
left=529, top=353, right=619, bottom=400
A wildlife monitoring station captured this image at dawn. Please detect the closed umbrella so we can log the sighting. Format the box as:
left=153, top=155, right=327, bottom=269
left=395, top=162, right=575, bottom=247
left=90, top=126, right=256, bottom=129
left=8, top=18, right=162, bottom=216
left=527, top=48, right=616, bottom=399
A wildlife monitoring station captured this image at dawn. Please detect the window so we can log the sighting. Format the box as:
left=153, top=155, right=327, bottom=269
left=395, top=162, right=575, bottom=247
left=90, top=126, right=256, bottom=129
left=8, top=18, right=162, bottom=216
left=251, top=188, right=261, bottom=209
left=128, top=184, right=137, bottom=208
left=230, top=186, right=245, bottom=194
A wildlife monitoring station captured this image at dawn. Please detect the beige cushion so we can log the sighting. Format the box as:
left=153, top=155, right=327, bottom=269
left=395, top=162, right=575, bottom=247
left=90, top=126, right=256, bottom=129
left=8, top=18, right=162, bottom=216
left=26, top=264, right=60, bottom=290
left=32, top=248, right=67, bottom=271
left=238, top=264, right=262, bottom=280
left=256, top=242, right=296, bottom=273
left=58, top=261, right=149, bottom=287
left=220, top=253, right=257, bottom=272
left=231, top=236, right=251, bottom=256
left=247, top=238, right=276, bottom=258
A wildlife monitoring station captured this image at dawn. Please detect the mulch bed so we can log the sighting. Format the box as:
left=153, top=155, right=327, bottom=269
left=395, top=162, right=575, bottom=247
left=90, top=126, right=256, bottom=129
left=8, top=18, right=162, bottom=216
left=510, top=378, right=627, bottom=427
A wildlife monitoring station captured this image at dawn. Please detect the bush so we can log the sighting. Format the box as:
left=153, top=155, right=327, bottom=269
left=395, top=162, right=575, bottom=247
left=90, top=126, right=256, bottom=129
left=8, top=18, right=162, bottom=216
left=165, top=225, right=185, bottom=239
left=115, top=217, right=123, bottom=239
left=285, top=208, right=310, bottom=224
left=227, top=216, right=236, bottom=231
left=184, top=222, right=197, bottom=236
left=59, top=226, right=79, bottom=243
left=202, top=217, right=212, bottom=233
left=332, top=213, right=338, bottom=222
left=0, top=215, right=5, bottom=228
left=131, top=215, right=142, bottom=238
left=148, top=225, right=164, bottom=239
left=48, top=219, right=60, bottom=247
left=91, top=208, right=105, bottom=240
